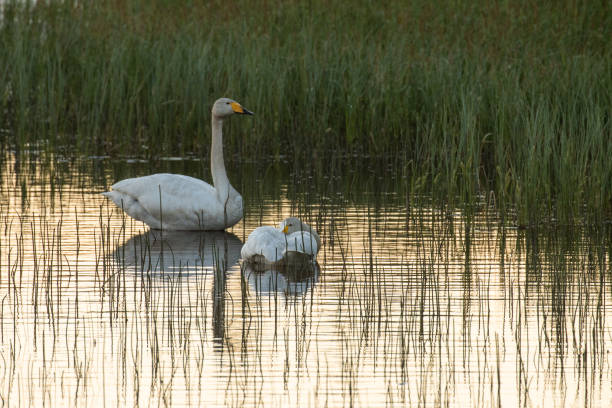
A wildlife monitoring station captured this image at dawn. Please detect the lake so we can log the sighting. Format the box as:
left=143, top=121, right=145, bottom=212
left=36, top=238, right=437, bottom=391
left=0, top=151, right=610, bottom=407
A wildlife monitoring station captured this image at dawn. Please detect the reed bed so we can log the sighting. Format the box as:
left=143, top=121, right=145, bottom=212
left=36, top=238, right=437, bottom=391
left=0, top=0, right=610, bottom=222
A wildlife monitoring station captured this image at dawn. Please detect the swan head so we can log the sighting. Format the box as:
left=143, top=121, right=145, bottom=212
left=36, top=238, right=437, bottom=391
left=212, top=97, right=253, bottom=118
left=279, top=217, right=322, bottom=252
left=279, top=217, right=305, bottom=234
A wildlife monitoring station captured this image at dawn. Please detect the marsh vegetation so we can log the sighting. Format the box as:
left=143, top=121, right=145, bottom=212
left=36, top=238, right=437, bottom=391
left=0, top=0, right=611, bottom=406
left=1, top=0, right=610, bottom=222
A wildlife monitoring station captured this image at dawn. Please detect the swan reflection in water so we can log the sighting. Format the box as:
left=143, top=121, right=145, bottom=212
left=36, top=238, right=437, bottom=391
left=109, top=229, right=242, bottom=348
left=242, top=259, right=320, bottom=296
left=112, top=229, right=243, bottom=275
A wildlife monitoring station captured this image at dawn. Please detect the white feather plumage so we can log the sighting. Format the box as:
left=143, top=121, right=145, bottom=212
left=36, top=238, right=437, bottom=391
left=102, top=97, right=252, bottom=230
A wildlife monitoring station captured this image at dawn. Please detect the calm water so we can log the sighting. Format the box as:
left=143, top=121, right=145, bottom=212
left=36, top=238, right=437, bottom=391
left=0, top=152, right=610, bottom=407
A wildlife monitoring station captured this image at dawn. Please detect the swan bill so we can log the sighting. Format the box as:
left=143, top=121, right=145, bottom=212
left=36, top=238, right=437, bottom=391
left=230, top=102, right=254, bottom=115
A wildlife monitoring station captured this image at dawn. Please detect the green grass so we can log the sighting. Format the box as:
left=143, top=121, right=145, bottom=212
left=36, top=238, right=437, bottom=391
left=0, top=0, right=610, bottom=222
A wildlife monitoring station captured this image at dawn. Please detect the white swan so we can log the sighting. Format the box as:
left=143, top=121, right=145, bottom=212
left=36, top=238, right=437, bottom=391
left=241, top=217, right=321, bottom=266
left=102, top=97, right=253, bottom=230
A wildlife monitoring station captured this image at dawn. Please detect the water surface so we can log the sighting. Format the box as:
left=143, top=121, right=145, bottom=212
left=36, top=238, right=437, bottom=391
left=0, top=152, right=610, bottom=407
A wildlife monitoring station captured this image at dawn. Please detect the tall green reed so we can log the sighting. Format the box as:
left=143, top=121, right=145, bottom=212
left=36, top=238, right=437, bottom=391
left=0, top=0, right=610, bottom=222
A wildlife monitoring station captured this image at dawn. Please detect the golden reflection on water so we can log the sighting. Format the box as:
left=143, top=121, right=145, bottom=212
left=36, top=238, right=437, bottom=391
left=0, top=155, right=610, bottom=407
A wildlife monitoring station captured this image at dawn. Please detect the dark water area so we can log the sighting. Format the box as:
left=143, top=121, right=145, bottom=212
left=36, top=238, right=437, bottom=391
left=0, top=151, right=610, bottom=407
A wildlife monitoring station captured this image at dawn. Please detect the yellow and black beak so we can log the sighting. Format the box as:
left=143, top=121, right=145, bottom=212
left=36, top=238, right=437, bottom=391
left=230, top=102, right=254, bottom=115
left=282, top=225, right=289, bottom=234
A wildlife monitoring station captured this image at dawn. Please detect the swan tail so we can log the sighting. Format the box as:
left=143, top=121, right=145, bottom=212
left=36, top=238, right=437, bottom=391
left=101, top=190, right=160, bottom=228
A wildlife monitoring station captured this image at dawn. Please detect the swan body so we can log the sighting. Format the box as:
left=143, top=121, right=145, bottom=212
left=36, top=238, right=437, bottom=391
left=102, top=98, right=252, bottom=230
left=103, top=173, right=243, bottom=230
left=241, top=217, right=321, bottom=264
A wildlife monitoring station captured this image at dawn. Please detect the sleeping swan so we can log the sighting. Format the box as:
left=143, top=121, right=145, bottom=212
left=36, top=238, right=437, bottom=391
left=241, top=217, right=321, bottom=266
left=102, top=97, right=253, bottom=230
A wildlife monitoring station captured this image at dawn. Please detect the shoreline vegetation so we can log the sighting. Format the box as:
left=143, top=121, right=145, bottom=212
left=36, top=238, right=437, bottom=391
left=0, top=0, right=610, bottom=222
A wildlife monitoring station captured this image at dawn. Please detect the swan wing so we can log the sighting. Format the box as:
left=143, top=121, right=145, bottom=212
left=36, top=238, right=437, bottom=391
left=105, top=174, right=233, bottom=229
left=285, top=231, right=319, bottom=256
left=241, top=226, right=286, bottom=262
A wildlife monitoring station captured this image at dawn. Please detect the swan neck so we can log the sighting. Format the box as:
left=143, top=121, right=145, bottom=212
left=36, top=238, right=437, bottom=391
left=211, top=116, right=230, bottom=202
